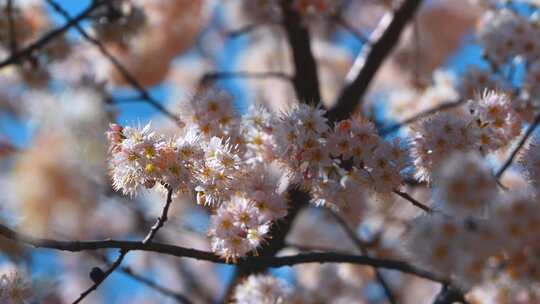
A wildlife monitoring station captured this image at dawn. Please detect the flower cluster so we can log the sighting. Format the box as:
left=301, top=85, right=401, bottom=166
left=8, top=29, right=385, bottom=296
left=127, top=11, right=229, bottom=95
left=273, top=104, right=331, bottom=185
left=406, top=214, right=498, bottom=287
left=107, top=91, right=409, bottom=259
left=276, top=105, right=408, bottom=194
left=181, top=90, right=240, bottom=141
left=477, top=9, right=540, bottom=65
left=469, top=90, right=521, bottom=152
left=412, top=111, right=476, bottom=181
left=412, top=90, right=522, bottom=181
left=209, top=196, right=271, bottom=260
left=476, top=7, right=540, bottom=120
left=406, top=149, right=540, bottom=289
left=233, top=274, right=293, bottom=304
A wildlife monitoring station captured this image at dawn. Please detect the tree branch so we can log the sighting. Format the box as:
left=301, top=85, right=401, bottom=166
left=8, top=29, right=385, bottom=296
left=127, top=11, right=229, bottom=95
left=394, top=189, right=432, bottom=213
left=142, top=185, right=174, bottom=244
left=327, top=0, right=424, bottom=122
left=73, top=249, right=127, bottom=303
left=200, top=71, right=293, bottom=85
left=0, top=0, right=107, bottom=69
left=380, top=99, right=465, bottom=136
left=223, top=1, right=324, bottom=298
left=279, top=0, right=321, bottom=104
left=0, top=222, right=448, bottom=284
left=226, top=23, right=276, bottom=38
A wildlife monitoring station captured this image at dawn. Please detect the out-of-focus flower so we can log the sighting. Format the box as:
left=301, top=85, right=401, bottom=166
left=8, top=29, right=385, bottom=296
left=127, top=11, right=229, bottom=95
left=209, top=195, right=271, bottom=261
left=233, top=274, right=293, bottom=304
left=433, top=152, right=497, bottom=216
left=100, top=0, right=210, bottom=87
left=405, top=215, right=498, bottom=287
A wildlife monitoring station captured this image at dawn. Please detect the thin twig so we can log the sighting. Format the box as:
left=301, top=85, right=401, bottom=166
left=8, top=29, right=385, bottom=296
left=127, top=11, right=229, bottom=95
left=94, top=252, right=192, bottom=304
left=393, top=189, right=432, bottom=213
left=226, top=23, right=274, bottom=38
left=73, top=187, right=175, bottom=303
left=45, top=0, right=182, bottom=126
left=285, top=242, right=352, bottom=254
left=330, top=211, right=397, bottom=304
left=496, top=115, right=540, bottom=179
left=331, top=14, right=369, bottom=44
left=73, top=249, right=127, bottom=304
left=119, top=266, right=193, bottom=304
left=142, top=186, right=174, bottom=244
left=381, top=99, right=465, bottom=135
left=201, top=71, right=293, bottom=84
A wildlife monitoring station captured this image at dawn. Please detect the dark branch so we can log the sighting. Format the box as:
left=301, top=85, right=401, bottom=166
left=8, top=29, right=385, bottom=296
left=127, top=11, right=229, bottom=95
left=0, top=0, right=107, bottom=69
left=327, top=0, right=424, bottom=122
left=226, top=23, right=274, bottom=38
left=285, top=242, right=352, bottom=254
left=224, top=1, right=324, bottom=298
left=201, top=71, right=293, bottom=85
left=279, top=0, right=321, bottom=104
left=0, top=222, right=447, bottom=284
left=394, top=189, right=432, bottom=213
left=381, top=99, right=465, bottom=136
left=73, top=249, right=127, bottom=304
